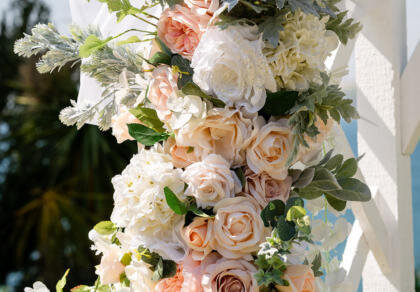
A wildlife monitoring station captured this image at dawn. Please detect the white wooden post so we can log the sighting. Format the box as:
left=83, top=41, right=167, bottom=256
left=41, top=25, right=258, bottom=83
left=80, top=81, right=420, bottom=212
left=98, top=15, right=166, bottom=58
left=353, top=0, right=415, bottom=290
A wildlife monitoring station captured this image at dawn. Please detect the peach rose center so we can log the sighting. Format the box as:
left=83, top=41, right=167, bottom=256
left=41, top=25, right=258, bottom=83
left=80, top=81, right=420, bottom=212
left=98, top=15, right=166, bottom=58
left=223, top=213, right=252, bottom=241
left=167, top=19, right=200, bottom=54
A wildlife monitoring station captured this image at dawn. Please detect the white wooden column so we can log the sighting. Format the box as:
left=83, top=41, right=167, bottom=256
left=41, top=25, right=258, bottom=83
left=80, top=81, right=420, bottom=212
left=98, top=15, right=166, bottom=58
left=353, top=0, right=415, bottom=290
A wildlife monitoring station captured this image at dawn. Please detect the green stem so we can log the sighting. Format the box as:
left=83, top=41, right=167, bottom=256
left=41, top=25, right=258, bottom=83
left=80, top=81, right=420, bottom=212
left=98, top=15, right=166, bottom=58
left=132, top=14, right=157, bottom=27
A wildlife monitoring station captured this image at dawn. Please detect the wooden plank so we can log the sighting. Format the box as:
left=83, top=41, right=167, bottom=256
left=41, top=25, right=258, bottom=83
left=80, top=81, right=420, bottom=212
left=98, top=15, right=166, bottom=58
left=401, top=42, right=420, bottom=154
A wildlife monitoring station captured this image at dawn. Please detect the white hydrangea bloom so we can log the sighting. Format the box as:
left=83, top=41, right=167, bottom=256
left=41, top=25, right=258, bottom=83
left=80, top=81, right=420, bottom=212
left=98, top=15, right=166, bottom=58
left=125, top=257, right=156, bottom=291
left=311, top=218, right=352, bottom=251
left=24, top=282, right=49, bottom=292
left=166, top=94, right=209, bottom=130
left=110, top=145, right=186, bottom=261
left=265, top=11, right=339, bottom=91
left=191, top=25, right=277, bottom=113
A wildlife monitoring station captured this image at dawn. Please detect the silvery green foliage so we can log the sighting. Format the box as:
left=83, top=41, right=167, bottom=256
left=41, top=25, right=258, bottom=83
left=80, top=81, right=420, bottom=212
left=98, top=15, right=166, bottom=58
left=14, top=23, right=96, bottom=73
left=14, top=23, right=147, bottom=131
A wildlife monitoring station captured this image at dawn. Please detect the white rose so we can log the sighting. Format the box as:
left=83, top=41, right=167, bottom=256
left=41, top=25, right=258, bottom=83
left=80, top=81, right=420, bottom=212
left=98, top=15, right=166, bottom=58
left=246, top=119, right=293, bottom=180
left=182, top=154, right=241, bottom=208
left=96, top=244, right=125, bottom=285
left=213, top=196, right=266, bottom=259
left=191, top=25, right=276, bottom=113
left=167, top=94, right=208, bottom=130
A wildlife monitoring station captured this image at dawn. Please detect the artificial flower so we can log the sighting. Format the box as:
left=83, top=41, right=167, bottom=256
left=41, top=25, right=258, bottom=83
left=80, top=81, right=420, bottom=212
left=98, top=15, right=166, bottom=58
left=182, top=154, right=241, bottom=208
left=246, top=119, right=293, bottom=180
left=201, top=257, right=258, bottom=292
left=166, top=94, right=208, bottom=130
left=96, top=244, right=125, bottom=285
left=181, top=217, right=214, bottom=260
left=213, top=196, right=266, bottom=259
left=154, top=265, right=184, bottom=292
left=264, top=11, right=339, bottom=91
left=157, top=5, right=210, bottom=60
left=184, top=0, right=219, bottom=15
left=191, top=25, right=276, bottom=113
left=24, top=282, right=49, bottom=292
left=244, top=167, right=292, bottom=207
left=176, top=108, right=259, bottom=167
left=111, top=106, right=142, bottom=144
left=276, top=264, right=316, bottom=292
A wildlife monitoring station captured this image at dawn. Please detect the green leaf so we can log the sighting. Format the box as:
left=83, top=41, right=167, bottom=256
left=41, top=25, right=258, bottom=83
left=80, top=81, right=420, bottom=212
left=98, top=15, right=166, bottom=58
left=275, top=217, right=296, bottom=241
left=71, top=285, right=91, bottom=292
left=311, top=253, right=324, bottom=277
left=293, top=168, right=315, bottom=188
left=116, top=35, right=142, bottom=46
left=164, top=187, right=188, bottom=215
left=326, top=11, right=362, bottom=45
left=129, top=107, right=165, bottom=133
left=152, top=257, right=164, bottom=281
left=56, top=269, right=70, bottom=292
left=326, top=194, right=346, bottom=211
left=181, top=82, right=225, bottom=107
left=150, top=51, right=171, bottom=66
left=295, top=187, right=324, bottom=200
left=162, top=259, right=177, bottom=278
left=324, top=154, right=344, bottom=171
left=328, top=178, right=371, bottom=202
left=317, top=149, right=334, bottom=166
left=288, top=0, right=319, bottom=16
left=188, top=205, right=215, bottom=218
left=94, top=221, right=117, bottom=235
left=309, top=168, right=341, bottom=191
left=276, top=0, right=286, bottom=9
left=260, top=200, right=285, bottom=227
left=286, top=206, right=306, bottom=221
left=285, top=196, right=304, bottom=213
left=127, top=124, right=170, bottom=146
left=155, top=37, right=172, bottom=56
left=234, top=167, right=246, bottom=189
left=120, top=252, right=132, bottom=266
left=119, top=272, right=130, bottom=286
left=171, top=54, right=194, bottom=88
left=79, top=35, right=112, bottom=58
left=336, top=158, right=357, bottom=178
left=259, top=90, right=298, bottom=119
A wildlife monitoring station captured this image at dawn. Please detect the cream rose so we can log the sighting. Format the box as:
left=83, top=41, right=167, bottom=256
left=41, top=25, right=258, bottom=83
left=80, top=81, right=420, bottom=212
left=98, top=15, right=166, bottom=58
left=244, top=167, right=292, bottom=207
left=213, top=196, right=266, bottom=259
left=157, top=5, right=210, bottom=60
left=201, top=258, right=258, bottom=292
left=95, top=244, right=125, bottom=285
left=182, top=154, right=241, bottom=208
left=276, top=265, right=315, bottom=292
left=181, top=217, right=214, bottom=260
left=148, top=65, right=178, bottom=121
left=176, top=108, right=259, bottom=167
left=246, top=119, right=293, bottom=180
left=191, top=25, right=276, bottom=113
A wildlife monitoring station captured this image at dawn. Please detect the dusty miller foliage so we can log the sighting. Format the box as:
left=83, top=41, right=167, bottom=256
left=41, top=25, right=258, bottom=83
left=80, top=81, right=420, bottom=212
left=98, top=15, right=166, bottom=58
left=14, top=23, right=146, bottom=131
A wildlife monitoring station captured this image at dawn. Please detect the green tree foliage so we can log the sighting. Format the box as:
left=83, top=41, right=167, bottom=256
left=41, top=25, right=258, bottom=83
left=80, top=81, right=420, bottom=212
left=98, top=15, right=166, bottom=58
left=0, top=0, right=136, bottom=290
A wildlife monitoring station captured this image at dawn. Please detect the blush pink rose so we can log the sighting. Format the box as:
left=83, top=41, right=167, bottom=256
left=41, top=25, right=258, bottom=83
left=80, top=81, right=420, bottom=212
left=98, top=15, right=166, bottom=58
left=158, top=5, right=211, bottom=60
left=244, top=168, right=292, bottom=207
left=181, top=217, right=215, bottom=260
left=184, top=0, right=219, bottom=15
left=276, top=265, right=316, bottom=292
left=149, top=65, right=178, bottom=121
left=111, top=106, right=142, bottom=144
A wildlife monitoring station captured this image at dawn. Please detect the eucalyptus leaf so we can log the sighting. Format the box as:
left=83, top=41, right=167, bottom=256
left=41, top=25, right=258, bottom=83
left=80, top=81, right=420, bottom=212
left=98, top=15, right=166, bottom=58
left=325, top=194, right=346, bottom=211
left=286, top=206, right=306, bottom=221
left=289, top=169, right=302, bottom=183
left=275, top=218, right=296, bottom=241
left=127, top=124, right=170, bottom=146
left=285, top=197, right=304, bottom=213
left=309, top=168, right=341, bottom=191
left=324, top=154, right=343, bottom=171
left=317, top=149, right=334, bottom=166
left=293, top=168, right=315, bottom=188
left=328, top=178, right=371, bottom=202
left=260, top=200, right=285, bottom=227
left=295, top=187, right=323, bottom=200
left=259, top=90, right=298, bottom=119
left=336, top=158, right=357, bottom=178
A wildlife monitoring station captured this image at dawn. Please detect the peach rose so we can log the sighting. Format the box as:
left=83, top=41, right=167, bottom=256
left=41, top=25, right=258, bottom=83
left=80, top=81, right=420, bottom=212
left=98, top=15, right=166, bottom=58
left=276, top=265, right=315, bottom=292
left=157, top=5, right=210, bottom=60
left=184, top=0, right=219, bottom=15
left=298, top=118, right=334, bottom=164
left=182, top=154, right=241, bottom=208
left=181, top=217, right=214, bottom=260
left=201, top=258, right=258, bottom=292
left=155, top=265, right=184, bottom=292
left=149, top=65, right=178, bottom=121
left=244, top=167, right=292, bottom=207
left=111, top=106, right=142, bottom=144
left=213, top=196, right=266, bottom=259
left=96, top=245, right=125, bottom=285
left=246, top=119, right=293, bottom=180
left=181, top=253, right=206, bottom=292
left=176, top=108, right=259, bottom=167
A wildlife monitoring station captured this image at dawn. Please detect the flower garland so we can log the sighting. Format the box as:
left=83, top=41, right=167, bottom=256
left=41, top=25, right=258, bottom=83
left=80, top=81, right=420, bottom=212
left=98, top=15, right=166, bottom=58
left=17, top=0, right=368, bottom=291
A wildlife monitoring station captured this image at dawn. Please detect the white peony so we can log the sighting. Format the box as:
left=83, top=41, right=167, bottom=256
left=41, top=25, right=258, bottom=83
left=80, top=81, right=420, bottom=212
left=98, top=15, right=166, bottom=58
left=166, top=94, right=209, bottom=130
left=191, top=25, right=276, bottom=113
left=264, top=11, right=339, bottom=91
left=24, top=282, right=49, bottom=292
left=110, top=145, right=186, bottom=261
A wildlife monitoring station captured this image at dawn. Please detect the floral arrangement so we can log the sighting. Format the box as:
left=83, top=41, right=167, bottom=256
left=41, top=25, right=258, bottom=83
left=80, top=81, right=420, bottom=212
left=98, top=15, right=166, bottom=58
left=15, top=0, right=368, bottom=291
